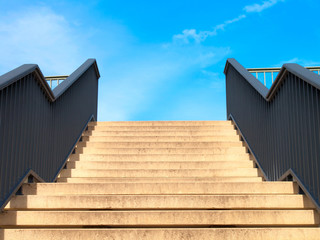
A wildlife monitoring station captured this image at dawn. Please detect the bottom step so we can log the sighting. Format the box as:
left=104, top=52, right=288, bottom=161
left=0, top=210, right=318, bottom=226
left=1, top=228, right=320, bottom=240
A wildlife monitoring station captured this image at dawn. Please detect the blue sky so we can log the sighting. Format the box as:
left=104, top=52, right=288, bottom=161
left=0, top=0, right=319, bottom=120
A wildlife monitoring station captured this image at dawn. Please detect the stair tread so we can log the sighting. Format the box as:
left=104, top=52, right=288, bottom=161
left=71, top=154, right=251, bottom=162
left=2, top=228, right=320, bottom=240
left=83, top=131, right=239, bottom=137
left=79, top=148, right=247, bottom=154
left=66, top=161, right=255, bottom=169
left=80, top=142, right=243, bottom=147
left=0, top=210, right=318, bottom=226
left=21, top=182, right=298, bottom=195
left=1, top=120, right=318, bottom=236
left=83, top=136, right=241, bottom=142
left=59, top=168, right=259, bottom=178
left=6, top=194, right=314, bottom=210
left=57, top=177, right=263, bottom=183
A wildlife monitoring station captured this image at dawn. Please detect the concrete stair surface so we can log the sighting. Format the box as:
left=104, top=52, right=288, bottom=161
left=1, top=120, right=319, bottom=239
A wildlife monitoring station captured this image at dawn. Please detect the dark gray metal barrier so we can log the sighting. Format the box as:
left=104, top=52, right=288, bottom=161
left=0, top=59, right=100, bottom=210
left=225, top=58, right=320, bottom=209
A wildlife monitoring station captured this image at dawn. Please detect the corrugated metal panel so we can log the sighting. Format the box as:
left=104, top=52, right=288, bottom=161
left=0, top=59, right=100, bottom=210
left=225, top=58, right=320, bottom=209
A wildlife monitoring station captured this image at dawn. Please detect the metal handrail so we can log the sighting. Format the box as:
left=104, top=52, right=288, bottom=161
left=247, top=66, right=320, bottom=87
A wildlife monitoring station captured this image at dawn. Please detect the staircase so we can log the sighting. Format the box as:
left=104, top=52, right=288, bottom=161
left=1, top=121, right=319, bottom=239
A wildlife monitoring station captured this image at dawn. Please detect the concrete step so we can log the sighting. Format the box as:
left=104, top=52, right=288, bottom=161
left=2, top=119, right=317, bottom=239
left=56, top=177, right=264, bottom=183
left=22, top=182, right=298, bottom=195
left=70, top=154, right=251, bottom=162
left=89, top=121, right=232, bottom=126
left=58, top=168, right=258, bottom=178
left=66, top=160, right=254, bottom=170
left=78, top=147, right=247, bottom=155
left=89, top=125, right=235, bottom=131
left=5, top=194, right=313, bottom=210
left=0, top=210, right=318, bottom=227
left=82, top=135, right=241, bottom=142
left=78, top=142, right=243, bottom=148
left=83, top=130, right=237, bottom=137
left=2, top=228, right=320, bottom=240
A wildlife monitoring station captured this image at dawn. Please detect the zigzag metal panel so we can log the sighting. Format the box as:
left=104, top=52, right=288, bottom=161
left=0, top=59, right=100, bottom=210
left=225, top=58, right=320, bottom=209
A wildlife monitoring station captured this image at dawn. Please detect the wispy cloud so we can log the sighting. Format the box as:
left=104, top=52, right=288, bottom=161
left=244, top=0, right=284, bottom=13
left=0, top=7, right=85, bottom=75
left=0, top=4, right=231, bottom=121
left=173, top=15, right=246, bottom=44
left=173, top=0, right=284, bottom=44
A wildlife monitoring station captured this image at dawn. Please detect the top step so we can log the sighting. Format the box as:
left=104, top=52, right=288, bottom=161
left=89, top=121, right=232, bottom=127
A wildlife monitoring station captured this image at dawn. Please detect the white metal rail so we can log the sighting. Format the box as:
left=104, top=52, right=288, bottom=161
left=247, top=67, right=320, bottom=87
left=45, top=75, right=68, bottom=88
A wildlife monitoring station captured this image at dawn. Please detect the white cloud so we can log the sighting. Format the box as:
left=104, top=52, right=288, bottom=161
left=173, top=29, right=207, bottom=44
left=173, top=14, right=246, bottom=44
left=0, top=5, right=231, bottom=121
left=0, top=7, right=84, bottom=75
left=173, top=0, right=285, bottom=45
left=244, top=0, right=284, bottom=13
left=213, top=14, right=247, bottom=32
